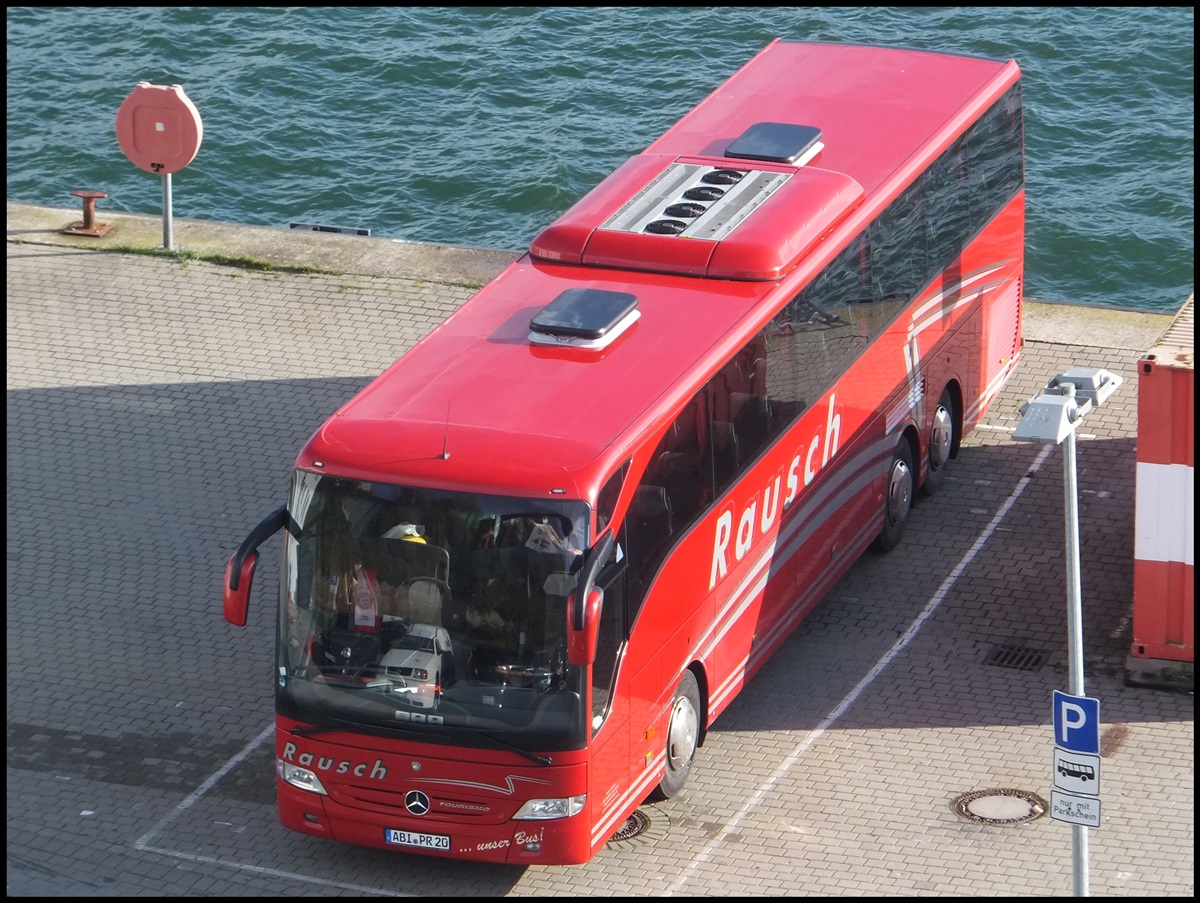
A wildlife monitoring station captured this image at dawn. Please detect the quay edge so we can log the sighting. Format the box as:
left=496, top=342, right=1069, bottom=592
left=5, top=200, right=1179, bottom=353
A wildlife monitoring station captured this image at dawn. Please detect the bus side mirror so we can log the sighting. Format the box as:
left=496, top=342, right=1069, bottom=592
left=223, top=551, right=257, bottom=627
left=566, top=588, right=604, bottom=666
left=571, top=530, right=614, bottom=630
left=223, top=505, right=287, bottom=628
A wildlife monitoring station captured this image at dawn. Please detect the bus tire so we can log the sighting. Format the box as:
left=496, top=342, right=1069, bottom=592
left=921, top=387, right=957, bottom=497
left=875, top=436, right=914, bottom=552
left=651, top=670, right=701, bottom=800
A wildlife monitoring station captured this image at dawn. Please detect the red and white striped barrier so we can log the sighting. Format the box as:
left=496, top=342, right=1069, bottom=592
left=1131, top=294, right=1194, bottom=663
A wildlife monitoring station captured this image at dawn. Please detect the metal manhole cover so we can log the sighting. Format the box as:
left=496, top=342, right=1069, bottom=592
left=609, top=808, right=652, bottom=842
left=953, top=788, right=1047, bottom=825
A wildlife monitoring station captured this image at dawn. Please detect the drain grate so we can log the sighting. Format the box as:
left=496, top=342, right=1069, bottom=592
left=984, top=643, right=1047, bottom=671
left=609, top=809, right=651, bottom=842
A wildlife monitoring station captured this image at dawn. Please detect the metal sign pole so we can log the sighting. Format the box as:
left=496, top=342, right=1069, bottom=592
left=1015, top=367, right=1122, bottom=898
left=162, top=172, right=174, bottom=251
left=1061, top=415, right=1089, bottom=897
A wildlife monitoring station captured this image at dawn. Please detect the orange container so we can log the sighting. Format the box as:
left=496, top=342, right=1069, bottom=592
left=1131, top=294, right=1194, bottom=663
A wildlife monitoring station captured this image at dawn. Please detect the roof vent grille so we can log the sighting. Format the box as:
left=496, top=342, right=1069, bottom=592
left=702, top=168, right=747, bottom=185
left=600, top=163, right=790, bottom=242
left=664, top=202, right=706, bottom=219
left=645, top=219, right=687, bottom=235
left=682, top=185, right=725, bottom=202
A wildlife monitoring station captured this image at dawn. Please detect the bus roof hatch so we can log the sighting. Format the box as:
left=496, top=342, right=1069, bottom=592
left=529, top=288, right=641, bottom=350
left=724, top=122, right=824, bottom=165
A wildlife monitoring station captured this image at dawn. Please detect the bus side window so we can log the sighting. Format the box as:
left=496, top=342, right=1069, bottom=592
left=596, top=462, right=628, bottom=534
left=708, top=420, right=740, bottom=491
left=658, top=450, right=702, bottom=526
left=729, top=390, right=771, bottom=462
left=653, top=394, right=709, bottom=529
left=591, top=538, right=628, bottom=734
left=626, top=483, right=673, bottom=592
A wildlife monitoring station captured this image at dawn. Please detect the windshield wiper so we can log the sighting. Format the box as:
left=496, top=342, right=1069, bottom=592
left=285, top=705, right=553, bottom=764
left=291, top=717, right=450, bottom=744
left=480, top=732, right=551, bottom=766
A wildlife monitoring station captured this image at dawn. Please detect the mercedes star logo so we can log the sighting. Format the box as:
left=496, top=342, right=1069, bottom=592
left=405, top=790, right=431, bottom=816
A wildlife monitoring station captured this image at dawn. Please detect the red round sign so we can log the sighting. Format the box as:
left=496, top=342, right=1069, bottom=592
left=115, top=82, right=203, bottom=175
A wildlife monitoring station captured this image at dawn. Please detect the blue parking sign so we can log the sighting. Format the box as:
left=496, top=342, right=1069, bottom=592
left=1053, top=691, right=1100, bottom=754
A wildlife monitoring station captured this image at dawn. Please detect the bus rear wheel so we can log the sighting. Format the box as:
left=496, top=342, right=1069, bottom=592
left=921, top=387, right=957, bottom=497
left=651, top=670, right=701, bottom=800
left=875, top=436, right=914, bottom=552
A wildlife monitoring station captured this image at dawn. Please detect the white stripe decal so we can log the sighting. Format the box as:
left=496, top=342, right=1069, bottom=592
left=710, top=515, right=883, bottom=712
left=703, top=563, right=772, bottom=669
left=696, top=438, right=886, bottom=669
left=703, top=445, right=888, bottom=711
left=911, top=292, right=978, bottom=333
left=909, top=263, right=1007, bottom=333
left=590, top=755, right=665, bottom=845
left=1135, top=462, right=1195, bottom=565
left=967, top=351, right=1021, bottom=424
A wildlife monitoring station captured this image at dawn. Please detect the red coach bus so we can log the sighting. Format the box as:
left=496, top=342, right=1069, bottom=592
left=224, top=39, right=1025, bottom=865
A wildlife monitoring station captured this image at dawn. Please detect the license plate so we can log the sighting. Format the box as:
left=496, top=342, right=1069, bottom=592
left=385, top=828, right=450, bottom=851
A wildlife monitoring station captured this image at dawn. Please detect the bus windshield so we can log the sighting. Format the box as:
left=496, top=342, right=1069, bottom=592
left=276, top=471, right=591, bottom=752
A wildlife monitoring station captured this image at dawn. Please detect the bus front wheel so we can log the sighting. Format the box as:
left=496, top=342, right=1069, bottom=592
left=875, top=436, right=914, bottom=552
left=651, top=670, right=701, bottom=800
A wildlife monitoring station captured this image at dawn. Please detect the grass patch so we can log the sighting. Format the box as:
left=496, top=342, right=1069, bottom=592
left=106, top=244, right=335, bottom=275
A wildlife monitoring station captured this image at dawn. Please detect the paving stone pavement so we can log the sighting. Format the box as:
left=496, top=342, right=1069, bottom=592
left=6, top=216, right=1193, bottom=897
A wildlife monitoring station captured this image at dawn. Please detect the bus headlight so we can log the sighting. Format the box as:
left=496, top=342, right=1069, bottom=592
left=277, top=758, right=329, bottom=795
left=512, top=794, right=586, bottom=820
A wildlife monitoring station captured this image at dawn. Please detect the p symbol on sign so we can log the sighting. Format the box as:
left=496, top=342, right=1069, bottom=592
left=1052, top=691, right=1100, bottom=754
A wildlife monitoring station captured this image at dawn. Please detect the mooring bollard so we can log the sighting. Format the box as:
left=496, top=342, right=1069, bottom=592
left=62, top=189, right=114, bottom=237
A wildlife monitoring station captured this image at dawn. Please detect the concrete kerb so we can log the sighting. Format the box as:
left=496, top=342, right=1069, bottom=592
left=6, top=200, right=520, bottom=287
left=6, top=200, right=1177, bottom=352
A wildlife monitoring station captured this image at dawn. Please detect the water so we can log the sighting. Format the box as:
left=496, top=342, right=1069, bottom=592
left=6, top=6, right=1193, bottom=313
